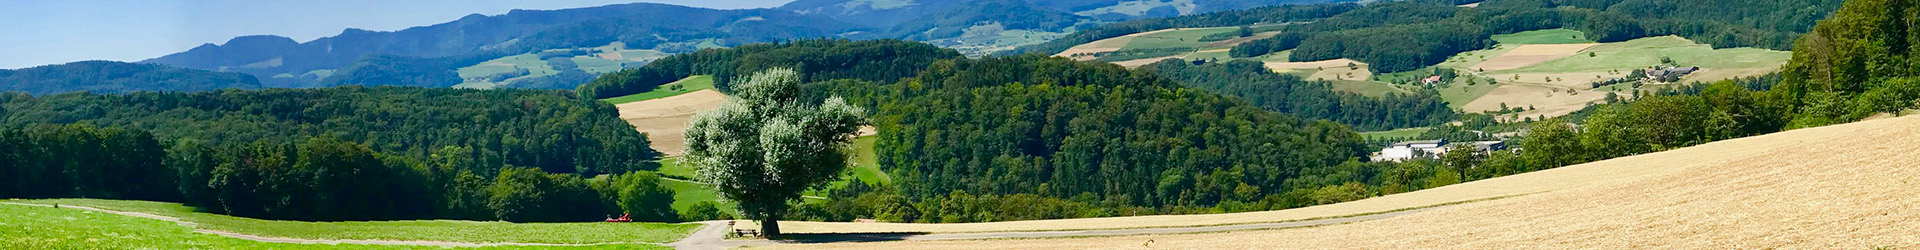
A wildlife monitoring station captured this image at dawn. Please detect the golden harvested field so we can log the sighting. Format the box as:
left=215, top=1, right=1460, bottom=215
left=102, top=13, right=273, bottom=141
left=1264, top=59, right=1373, bottom=82
left=769, top=114, right=1920, bottom=250
left=1468, top=43, right=1600, bottom=71
left=1110, top=56, right=1181, bottom=68
left=1466, top=43, right=1605, bottom=71
left=1053, top=28, right=1186, bottom=60
left=615, top=89, right=727, bottom=156
left=1460, top=84, right=1608, bottom=121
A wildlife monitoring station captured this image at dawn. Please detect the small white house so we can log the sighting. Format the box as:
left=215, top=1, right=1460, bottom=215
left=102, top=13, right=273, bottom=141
left=1372, top=139, right=1508, bottom=162
left=1373, top=139, right=1448, bottom=162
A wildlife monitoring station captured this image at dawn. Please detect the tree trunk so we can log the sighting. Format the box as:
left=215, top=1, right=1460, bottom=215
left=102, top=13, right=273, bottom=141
left=760, top=215, right=782, bottom=237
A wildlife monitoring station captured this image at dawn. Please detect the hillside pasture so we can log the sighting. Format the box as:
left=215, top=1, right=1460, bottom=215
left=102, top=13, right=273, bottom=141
left=1110, top=56, right=1182, bottom=67
left=1460, top=84, right=1608, bottom=121
left=1329, top=80, right=1412, bottom=97
left=615, top=89, right=727, bottom=156
left=1265, top=59, right=1376, bottom=82
left=602, top=75, right=717, bottom=104
left=1117, top=27, right=1239, bottom=51
left=1489, top=29, right=1593, bottom=45
left=769, top=113, right=1920, bottom=249
left=1495, top=36, right=1790, bottom=82
left=1181, top=49, right=1234, bottom=61
left=6, top=199, right=696, bottom=245
left=1054, top=29, right=1187, bottom=60
left=1468, top=43, right=1601, bottom=72
left=0, top=203, right=674, bottom=249
left=1360, top=127, right=1431, bottom=140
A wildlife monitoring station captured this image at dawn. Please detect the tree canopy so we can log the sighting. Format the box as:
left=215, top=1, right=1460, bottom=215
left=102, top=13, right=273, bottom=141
left=686, top=68, right=867, bottom=236
left=577, top=39, right=964, bottom=99
left=0, top=61, right=261, bottom=95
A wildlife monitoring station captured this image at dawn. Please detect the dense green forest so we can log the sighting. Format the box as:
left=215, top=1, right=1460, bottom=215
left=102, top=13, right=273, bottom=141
left=787, top=55, right=1382, bottom=222
left=0, top=124, right=679, bottom=222
left=1773, top=0, right=1920, bottom=127
left=1227, top=0, right=1843, bottom=73
left=0, top=87, right=655, bottom=176
left=1145, top=60, right=1454, bottom=131
left=0, top=61, right=261, bottom=95
left=885, top=0, right=1089, bottom=41
left=577, top=39, right=964, bottom=99
left=0, top=86, right=703, bottom=222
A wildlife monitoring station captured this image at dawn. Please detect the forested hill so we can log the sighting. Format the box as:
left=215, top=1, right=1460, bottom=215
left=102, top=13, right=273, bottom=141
left=578, top=39, right=963, bottom=99
left=883, top=0, right=1090, bottom=41
left=0, top=61, right=261, bottom=95
left=142, top=3, right=857, bottom=88
left=807, top=55, right=1368, bottom=214
left=0, top=86, right=656, bottom=176
left=1146, top=60, right=1453, bottom=131
left=782, top=0, right=1359, bottom=26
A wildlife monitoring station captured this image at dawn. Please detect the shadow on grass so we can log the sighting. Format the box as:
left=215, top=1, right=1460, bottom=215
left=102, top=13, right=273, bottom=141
left=771, top=232, right=931, bottom=243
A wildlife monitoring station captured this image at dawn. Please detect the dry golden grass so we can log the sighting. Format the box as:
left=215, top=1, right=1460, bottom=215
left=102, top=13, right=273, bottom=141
left=615, top=89, right=727, bottom=156
left=768, top=114, right=1920, bottom=250
left=1469, top=43, right=1600, bottom=71
left=1264, top=59, right=1374, bottom=82
left=1460, top=84, right=1608, bottom=121
left=1111, top=56, right=1182, bottom=68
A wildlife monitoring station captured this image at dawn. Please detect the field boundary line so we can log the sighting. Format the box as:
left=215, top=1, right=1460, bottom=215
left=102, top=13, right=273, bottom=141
left=0, top=202, right=671, bottom=248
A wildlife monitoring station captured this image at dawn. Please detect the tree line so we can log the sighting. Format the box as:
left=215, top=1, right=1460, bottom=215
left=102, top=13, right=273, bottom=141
left=0, top=86, right=656, bottom=176
left=1145, top=59, right=1455, bottom=131
left=576, top=39, right=964, bottom=99
left=800, top=55, right=1373, bottom=219
left=0, top=61, right=262, bottom=95
left=0, top=124, right=681, bottom=222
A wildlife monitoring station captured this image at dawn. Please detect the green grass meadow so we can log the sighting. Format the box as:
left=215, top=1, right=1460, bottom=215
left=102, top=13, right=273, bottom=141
left=1490, top=29, right=1593, bottom=45
left=2, top=199, right=691, bottom=248
left=1496, top=36, right=1791, bottom=74
left=601, top=75, right=717, bottom=104
left=1118, top=27, right=1238, bottom=51
left=1360, top=127, right=1432, bottom=140
left=649, top=135, right=883, bottom=215
left=1328, top=80, right=1412, bottom=97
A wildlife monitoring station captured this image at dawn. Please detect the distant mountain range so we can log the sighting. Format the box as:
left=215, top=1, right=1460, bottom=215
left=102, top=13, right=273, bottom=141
left=9, top=0, right=1353, bottom=93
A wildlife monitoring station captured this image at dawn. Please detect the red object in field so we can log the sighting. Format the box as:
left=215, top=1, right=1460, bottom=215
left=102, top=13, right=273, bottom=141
left=605, top=213, right=632, bottom=222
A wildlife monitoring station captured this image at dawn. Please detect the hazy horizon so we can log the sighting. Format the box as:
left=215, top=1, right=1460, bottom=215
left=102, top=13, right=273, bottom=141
left=0, top=0, right=796, bottom=69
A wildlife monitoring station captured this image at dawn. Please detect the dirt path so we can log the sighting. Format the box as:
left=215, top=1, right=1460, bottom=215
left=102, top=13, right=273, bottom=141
left=872, top=205, right=1448, bottom=241
left=664, top=204, right=1456, bottom=249
left=1, top=202, right=666, bottom=248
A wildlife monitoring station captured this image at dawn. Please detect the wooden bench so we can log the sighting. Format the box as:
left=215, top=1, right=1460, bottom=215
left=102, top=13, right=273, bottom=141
left=728, top=221, right=761, bottom=238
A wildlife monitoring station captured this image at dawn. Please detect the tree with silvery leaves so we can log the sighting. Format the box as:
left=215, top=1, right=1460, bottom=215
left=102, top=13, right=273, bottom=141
left=684, top=68, right=865, bottom=237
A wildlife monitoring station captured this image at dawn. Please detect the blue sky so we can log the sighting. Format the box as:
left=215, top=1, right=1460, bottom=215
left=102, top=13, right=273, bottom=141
left=0, top=0, right=796, bottom=69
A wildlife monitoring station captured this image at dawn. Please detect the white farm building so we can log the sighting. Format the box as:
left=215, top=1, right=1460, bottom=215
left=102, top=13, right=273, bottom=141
left=1371, top=139, right=1507, bottom=162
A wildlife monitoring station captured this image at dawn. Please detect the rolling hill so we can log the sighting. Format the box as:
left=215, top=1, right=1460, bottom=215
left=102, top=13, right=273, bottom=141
left=143, top=3, right=858, bottom=88
left=767, top=108, right=1920, bottom=249
left=0, top=61, right=261, bottom=95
